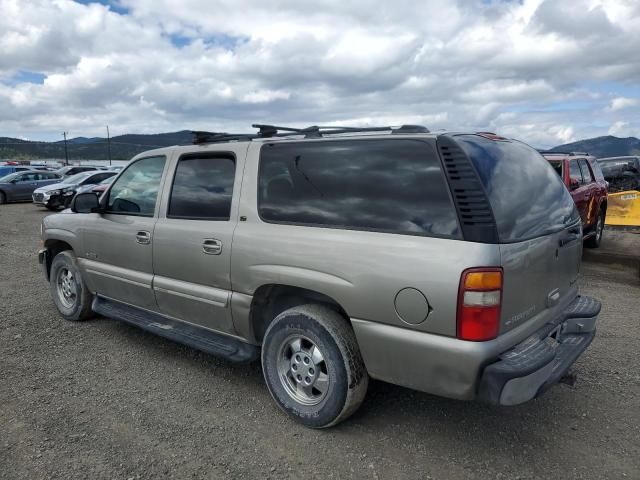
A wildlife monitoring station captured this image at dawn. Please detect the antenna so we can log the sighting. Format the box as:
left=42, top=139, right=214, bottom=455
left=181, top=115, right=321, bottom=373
left=106, top=125, right=112, bottom=166
left=62, top=131, right=69, bottom=166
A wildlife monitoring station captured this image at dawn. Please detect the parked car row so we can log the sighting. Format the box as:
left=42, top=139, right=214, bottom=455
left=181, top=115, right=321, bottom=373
left=33, top=170, right=117, bottom=210
left=0, top=165, right=120, bottom=208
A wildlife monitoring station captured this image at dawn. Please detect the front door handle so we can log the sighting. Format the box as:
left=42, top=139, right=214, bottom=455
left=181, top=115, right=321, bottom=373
left=135, top=231, right=151, bottom=245
left=202, top=238, right=222, bottom=255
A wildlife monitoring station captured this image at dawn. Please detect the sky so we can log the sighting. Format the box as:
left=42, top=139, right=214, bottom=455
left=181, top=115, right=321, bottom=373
left=0, top=0, right=639, bottom=147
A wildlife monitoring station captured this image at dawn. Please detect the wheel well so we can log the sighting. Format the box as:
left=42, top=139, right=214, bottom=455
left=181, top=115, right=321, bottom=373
left=44, top=240, right=73, bottom=279
left=249, top=284, right=349, bottom=343
left=600, top=200, right=607, bottom=216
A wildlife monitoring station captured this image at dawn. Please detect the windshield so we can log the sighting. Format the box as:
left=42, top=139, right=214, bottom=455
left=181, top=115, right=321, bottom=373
left=0, top=173, right=19, bottom=183
left=100, top=176, right=116, bottom=185
left=62, top=172, right=92, bottom=184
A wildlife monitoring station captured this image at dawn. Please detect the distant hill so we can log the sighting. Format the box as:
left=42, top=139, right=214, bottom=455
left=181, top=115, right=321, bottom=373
left=0, top=131, right=193, bottom=160
left=549, top=135, right=640, bottom=158
left=2, top=131, right=639, bottom=160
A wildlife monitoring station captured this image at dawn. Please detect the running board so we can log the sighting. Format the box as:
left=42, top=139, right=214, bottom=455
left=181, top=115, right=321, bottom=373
left=92, top=296, right=259, bottom=363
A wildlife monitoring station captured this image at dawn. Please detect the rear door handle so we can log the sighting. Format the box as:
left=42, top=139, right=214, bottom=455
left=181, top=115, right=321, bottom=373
left=202, top=238, right=222, bottom=255
left=135, top=231, right=151, bottom=245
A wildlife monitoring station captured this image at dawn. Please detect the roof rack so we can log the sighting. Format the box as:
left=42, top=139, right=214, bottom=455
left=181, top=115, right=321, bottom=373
left=192, top=124, right=431, bottom=144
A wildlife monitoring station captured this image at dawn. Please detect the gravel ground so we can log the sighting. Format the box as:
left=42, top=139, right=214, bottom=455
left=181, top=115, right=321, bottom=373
left=1, top=203, right=639, bottom=480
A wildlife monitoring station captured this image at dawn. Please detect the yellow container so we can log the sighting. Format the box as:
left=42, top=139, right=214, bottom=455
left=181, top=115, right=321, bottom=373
left=606, top=190, right=640, bottom=227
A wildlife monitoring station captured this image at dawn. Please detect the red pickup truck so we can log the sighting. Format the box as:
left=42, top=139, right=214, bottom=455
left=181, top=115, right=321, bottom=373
left=543, top=152, right=608, bottom=248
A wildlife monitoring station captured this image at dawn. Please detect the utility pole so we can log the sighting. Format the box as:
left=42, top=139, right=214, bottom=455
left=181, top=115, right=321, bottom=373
left=106, top=125, right=112, bottom=166
left=63, top=131, right=69, bottom=166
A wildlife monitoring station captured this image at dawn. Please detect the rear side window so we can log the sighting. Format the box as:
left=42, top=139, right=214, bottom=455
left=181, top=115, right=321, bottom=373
left=168, top=155, right=236, bottom=220
left=548, top=160, right=563, bottom=177
left=456, top=136, right=579, bottom=242
left=579, top=159, right=594, bottom=183
left=569, top=160, right=583, bottom=184
left=258, top=139, right=460, bottom=238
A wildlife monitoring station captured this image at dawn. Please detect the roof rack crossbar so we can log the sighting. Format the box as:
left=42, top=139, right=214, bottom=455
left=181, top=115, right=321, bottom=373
left=192, top=124, right=431, bottom=144
left=191, top=131, right=259, bottom=144
left=538, top=150, right=590, bottom=156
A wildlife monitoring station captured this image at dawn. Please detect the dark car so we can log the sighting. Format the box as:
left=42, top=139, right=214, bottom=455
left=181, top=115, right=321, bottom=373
left=0, top=171, right=61, bottom=204
left=543, top=152, right=608, bottom=248
left=54, top=166, right=98, bottom=177
left=33, top=171, right=117, bottom=210
left=597, top=156, right=640, bottom=193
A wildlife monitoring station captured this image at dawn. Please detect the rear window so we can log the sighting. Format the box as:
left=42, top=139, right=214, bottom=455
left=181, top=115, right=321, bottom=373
left=258, top=139, right=461, bottom=238
left=456, top=136, right=579, bottom=242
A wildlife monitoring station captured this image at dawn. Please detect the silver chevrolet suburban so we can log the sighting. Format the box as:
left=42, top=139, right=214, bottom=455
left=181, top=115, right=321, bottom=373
left=39, top=125, right=601, bottom=428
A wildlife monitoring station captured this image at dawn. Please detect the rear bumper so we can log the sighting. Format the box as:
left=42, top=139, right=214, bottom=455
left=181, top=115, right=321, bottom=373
left=352, top=295, right=599, bottom=403
left=477, top=295, right=600, bottom=405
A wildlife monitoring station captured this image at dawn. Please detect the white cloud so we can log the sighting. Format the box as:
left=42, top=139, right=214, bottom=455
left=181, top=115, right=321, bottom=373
left=608, top=121, right=637, bottom=137
left=610, top=97, right=639, bottom=111
left=0, top=0, right=638, bottom=147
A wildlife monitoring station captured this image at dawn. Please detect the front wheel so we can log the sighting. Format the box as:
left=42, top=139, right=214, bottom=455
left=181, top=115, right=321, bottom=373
left=0, top=191, right=6, bottom=204
left=585, top=210, right=604, bottom=248
left=49, top=250, right=94, bottom=321
left=261, top=304, right=369, bottom=428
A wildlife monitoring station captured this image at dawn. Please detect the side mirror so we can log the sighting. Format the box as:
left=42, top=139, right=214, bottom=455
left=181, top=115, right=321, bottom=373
left=569, top=178, right=580, bottom=190
left=71, top=192, right=100, bottom=213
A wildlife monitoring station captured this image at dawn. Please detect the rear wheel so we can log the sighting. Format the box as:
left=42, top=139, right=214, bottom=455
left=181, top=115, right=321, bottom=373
left=585, top=210, right=604, bottom=248
left=50, top=250, right=94, bottom=321
left=261, top=304, right=369, bottom=428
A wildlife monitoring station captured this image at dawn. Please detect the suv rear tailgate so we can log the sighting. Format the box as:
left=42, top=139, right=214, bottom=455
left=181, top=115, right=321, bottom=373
left=500, top=222, right=582, bottom=333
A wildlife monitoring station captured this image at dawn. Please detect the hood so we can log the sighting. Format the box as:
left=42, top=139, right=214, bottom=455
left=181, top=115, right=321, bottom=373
left=34, top=181, right=79, bottom=193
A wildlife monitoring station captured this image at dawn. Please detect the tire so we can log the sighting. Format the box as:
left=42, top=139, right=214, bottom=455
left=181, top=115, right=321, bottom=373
left=585, top=210, right=604, bottom=248
left=0, top=191, right=6, bottom=204
left=49, top=250, right=94, bottom=321
left=261, top=304, right=369, bottom=428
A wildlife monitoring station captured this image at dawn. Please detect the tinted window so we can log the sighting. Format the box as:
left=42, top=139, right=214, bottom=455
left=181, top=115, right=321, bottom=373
left=456, top=136, right=579, bottom=242
left=19, top=172, right=39, bottom=182
left=259, top=139, right=460, bottom=237
left=569, top=160, right=583, bottom=184
left=579, top=159, right=594, bottom=183
left=168, top=156, right=236, bottom=220
left=84, top=172, right=114, bottom=185
left=107, top=156, right=166, bottom=216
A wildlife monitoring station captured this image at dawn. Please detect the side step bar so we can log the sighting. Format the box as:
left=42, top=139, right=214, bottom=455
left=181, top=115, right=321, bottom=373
left=92, top=296, right=259, bottom=363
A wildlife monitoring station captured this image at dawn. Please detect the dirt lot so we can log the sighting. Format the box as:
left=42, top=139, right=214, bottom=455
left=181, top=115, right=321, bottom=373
left=1, top=203, right=639, bottom=480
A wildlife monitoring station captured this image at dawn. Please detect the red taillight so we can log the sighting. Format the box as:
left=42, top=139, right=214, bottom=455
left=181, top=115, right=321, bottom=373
left=457, top=268, right=503, bottom=341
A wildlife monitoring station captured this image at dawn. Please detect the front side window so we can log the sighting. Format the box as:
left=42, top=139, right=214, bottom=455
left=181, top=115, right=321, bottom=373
left=258, top=139, right=460, bottom=237
left=168, top=155, right=236, bottom=220
left=107, top=156, right=166, bottom=216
